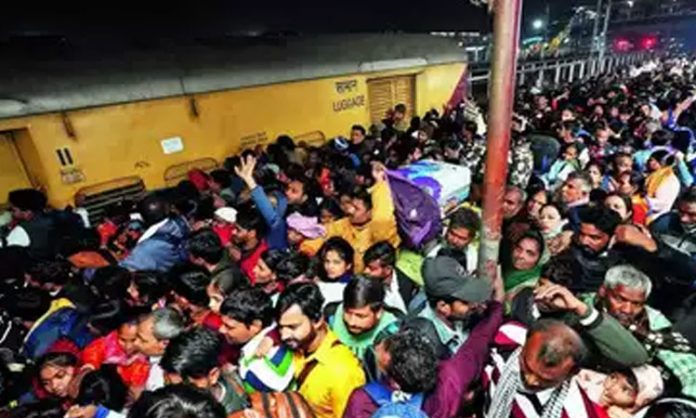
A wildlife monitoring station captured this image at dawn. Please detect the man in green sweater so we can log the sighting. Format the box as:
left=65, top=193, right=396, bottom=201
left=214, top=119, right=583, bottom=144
left=327, top=276, right=398, bottom=381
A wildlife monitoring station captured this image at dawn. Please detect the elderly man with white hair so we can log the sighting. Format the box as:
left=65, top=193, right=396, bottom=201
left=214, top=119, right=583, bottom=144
left=589, top=264, right=696, bottom=399
left=134, top=308, right=186, bottom=392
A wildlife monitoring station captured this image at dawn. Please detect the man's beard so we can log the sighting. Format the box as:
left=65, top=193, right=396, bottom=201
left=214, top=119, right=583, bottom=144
left=597, top=295, right=636, bottom=326
left=519, top=377, right=548, bottom=394
left=577, top=241, right=607, bottom=258
left=578, top=245, right=600, bottom=257
left=347, top=323, right=374, bottom=336
left=610, top=311, right=635, bottom=326
left=283, top=326, right=317, bottom=352
left=448, top=312, right=478, bottom=329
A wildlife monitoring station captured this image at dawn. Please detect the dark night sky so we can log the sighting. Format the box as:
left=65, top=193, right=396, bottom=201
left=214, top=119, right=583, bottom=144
left=0, top=0, right=591, bottom=43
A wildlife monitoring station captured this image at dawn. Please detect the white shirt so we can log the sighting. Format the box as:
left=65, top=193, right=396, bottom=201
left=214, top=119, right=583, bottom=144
left=384, top=272, right=407, bottom=315
left=75, top=207, right=91, bottom=228
left=1, top=226, right=30, bottom=247
left=316, top=281, right=346, bottom=307
left=647, top=173, right=681, bottom=219
left=137, top=219, right=169, bottom=244
left=146, top=356, right=165, bottom=391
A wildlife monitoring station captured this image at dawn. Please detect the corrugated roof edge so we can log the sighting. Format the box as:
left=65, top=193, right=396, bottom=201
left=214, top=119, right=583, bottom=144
left=0, top=34, right=466, bottom=119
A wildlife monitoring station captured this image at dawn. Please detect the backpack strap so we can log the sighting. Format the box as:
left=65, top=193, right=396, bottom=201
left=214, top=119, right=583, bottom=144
left=258, top=392, right=273, bottom=418
left=284, top=393, right=303, bottom=418
left=295, top=360, right=318, bottom=390
left=407, top=393, right=425, bottom=408
left=363, top=381, right=393, bottom=406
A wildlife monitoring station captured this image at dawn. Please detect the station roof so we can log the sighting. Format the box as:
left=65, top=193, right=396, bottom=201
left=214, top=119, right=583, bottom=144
left=0, top=34, right=466, bottom=119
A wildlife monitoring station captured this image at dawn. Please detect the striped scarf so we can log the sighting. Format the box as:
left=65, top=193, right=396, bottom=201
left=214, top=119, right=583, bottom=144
left=487, top=348, right=570, bottom=418
left=238, top=326, right=295, bottom=393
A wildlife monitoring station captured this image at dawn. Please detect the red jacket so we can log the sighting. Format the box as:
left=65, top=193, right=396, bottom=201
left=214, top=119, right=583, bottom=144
left=240, top=241, right=268, bottom=285
left=81, top=331, right=150, bottom=387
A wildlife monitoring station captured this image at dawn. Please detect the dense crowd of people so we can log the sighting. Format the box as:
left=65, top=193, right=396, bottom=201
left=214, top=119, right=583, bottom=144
left=1, top=56, right=696, bottom=418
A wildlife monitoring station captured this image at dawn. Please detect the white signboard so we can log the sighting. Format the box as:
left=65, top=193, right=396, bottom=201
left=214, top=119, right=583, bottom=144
left=161, top=137, right=184, bottom=155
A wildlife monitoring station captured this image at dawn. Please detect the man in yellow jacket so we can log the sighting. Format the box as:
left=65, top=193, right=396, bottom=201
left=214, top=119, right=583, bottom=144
left=301, top=163, right=400, bottom=273
left=277, top=283, right=366, bottom=418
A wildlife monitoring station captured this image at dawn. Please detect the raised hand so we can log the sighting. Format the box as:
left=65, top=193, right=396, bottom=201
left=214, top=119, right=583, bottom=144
left=613, top=224, right=657, bottom=252
left=548, top=231, right=573, bottom=255
left=65, top=405, right=98, bottom=418
left=234, top=155, right=258, bottom=189
left=371, top=161, right=387, bottom=183
left=534, top=283, right=588, bottom=316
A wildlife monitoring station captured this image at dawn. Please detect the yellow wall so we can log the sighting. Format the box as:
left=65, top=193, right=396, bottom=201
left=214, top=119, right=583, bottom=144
left=13, top=128, right=47, bottom=189
left=0, top=62, right=465, bottom=207
left=415, top=63, right=467, bottom=116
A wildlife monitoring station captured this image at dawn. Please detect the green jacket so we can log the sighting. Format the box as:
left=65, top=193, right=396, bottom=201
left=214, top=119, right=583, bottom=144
left=330, top=304, right=398, bottom=361
left=576, top=303, right=650, bottom=369
left=330, top=304, right=399, bottom=381
left=511, top=288, right=648, bottom=369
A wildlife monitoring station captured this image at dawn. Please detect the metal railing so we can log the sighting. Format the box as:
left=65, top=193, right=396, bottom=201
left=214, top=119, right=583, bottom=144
left=469, top=51, right=649, bottom=90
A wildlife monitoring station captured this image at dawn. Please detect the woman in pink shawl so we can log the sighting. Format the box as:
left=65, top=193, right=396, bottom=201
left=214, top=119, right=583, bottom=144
left=80, top=320, right=150, bottom=388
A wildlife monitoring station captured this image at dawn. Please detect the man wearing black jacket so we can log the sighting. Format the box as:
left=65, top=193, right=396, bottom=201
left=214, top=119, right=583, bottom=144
left=362, top=241, right=418, bottom=316
left=554, top=206, right=696, bottom=316
left=1, top=189, right=58, bottom=260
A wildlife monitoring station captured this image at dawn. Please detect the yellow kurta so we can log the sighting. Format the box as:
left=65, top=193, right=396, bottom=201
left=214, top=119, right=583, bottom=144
left=293, top=330, right=366, bottom=418
left=301, top=179, right=400, bottom=272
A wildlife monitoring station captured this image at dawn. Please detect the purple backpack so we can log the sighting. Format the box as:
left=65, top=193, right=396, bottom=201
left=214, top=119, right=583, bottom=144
left=386, top=171, right=442, bottom=249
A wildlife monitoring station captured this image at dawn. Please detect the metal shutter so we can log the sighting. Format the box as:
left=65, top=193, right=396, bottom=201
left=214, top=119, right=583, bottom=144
left=75, top=176, right=146, bottom=225
left=393, top=77, right=415, bottom=115
left=367, top=76, right=415, bottom=124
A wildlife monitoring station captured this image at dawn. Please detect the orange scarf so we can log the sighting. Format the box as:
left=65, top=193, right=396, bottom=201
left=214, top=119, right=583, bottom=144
left=646, top=166, right=674, bottom=197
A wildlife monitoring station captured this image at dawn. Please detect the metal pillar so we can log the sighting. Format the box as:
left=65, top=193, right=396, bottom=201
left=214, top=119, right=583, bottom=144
left=579, top=61, right=586, bottom=79
left=568, top=63, right=575, bottom=82
left=598, top=0, right=612, bottom=64
left=555, top=66, right=562, bottom=84
left=477, top=0, right=523, bottom=280
left=591, top=0, right=604, bottom=57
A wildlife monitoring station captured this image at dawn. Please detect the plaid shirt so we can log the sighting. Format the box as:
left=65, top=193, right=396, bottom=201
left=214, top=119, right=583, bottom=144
left=646, top=306, right=696, bottom=398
